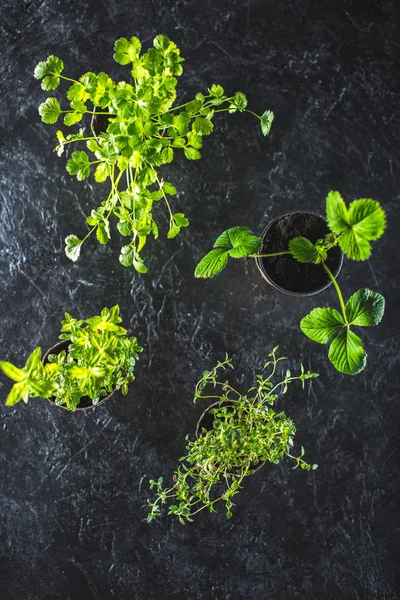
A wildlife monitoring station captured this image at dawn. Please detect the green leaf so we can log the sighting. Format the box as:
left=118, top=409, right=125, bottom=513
left=209, top=84, right=224, bottom=98
left=117, top=220, right=132, bottom=236
left=326, top=192, right=386, bottom=261
left=66, top=151, right=91, bottom=181
left=119, top=245, right=133, bottom=267
left=167, top=224, right=180, bottom=239
left=163, top=182, right=177, bottom=195
left=0, top=361, right=26, bottom=382
left=113, top=37, right=142, bottom=65
left=300, top=307, right=345, bottom=344
left=94, top=163, right=111, bottom=183
left=96, top=221, right=111, bottom=244
left=25, top=347, right=42, bottom=372
left=213, top=226, right=261, bottom=258
left=326, top=190, right=349, bottom=233
left=64, top=111, right=83, bottom=126
left=173, top=213, right=189, bottom=228
left=260, top=110, right=274, bottom=136
left=38, top=97, right=62, bottom=124
left=5, top=381, right=29, bottom=406
left=133, top=256, right=148, bottom=273
left=289, top=237, right=325, bottom=264
left=161, top=147, right=174, bottom=163
left=345, top=289, right=385, bottom=326
left=229, top=91, right=248, bottom=112
left=194, top=248, right=229, bottom=278
left=193, top=117, right=213, bottom=135
left=328, top=329, right=366, bottom=375
left=184, top=147, right=201, bottom=160
left=34, top=55, right=64, bottom=90
left=65, top=234, right=83, bottom=262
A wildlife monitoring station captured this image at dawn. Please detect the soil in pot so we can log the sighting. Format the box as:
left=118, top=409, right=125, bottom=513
left=257, top=211, right=343, bottom=295
left=42, top=340, right=114, bottom=411
left=196, top=400, right=265, bottom=475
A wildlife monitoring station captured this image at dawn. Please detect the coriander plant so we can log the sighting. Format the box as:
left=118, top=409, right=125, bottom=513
left=0, top=305, right=142, bottom=411
left=147, top=348, right=318, bottom=524
left=194, top=191, right=386, bottom=375
left=34, top=34, right=274, bottom=273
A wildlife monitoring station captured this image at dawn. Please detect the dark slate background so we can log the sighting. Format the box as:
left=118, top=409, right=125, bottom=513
left=0, top=1, right=399, bottom=598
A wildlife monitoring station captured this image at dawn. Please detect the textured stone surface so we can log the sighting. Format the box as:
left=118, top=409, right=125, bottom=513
left=0, top=1, right=399, bottom=598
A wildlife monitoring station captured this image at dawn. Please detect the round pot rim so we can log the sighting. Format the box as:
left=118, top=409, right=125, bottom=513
left=42, top=340, right=115, bottom=411
left=255, top=209, right=344, bottom=297
left=195, top=399, right=265, bottom=475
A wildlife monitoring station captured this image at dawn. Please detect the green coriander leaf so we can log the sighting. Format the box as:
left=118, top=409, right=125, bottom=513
left=289, top=237, right=325, bottom=264
left=209, top=84, right=224, bottom=98
left=194, top=248, right=229, bottom=278
left=185, top=99, right=203, bottom=115
left=66, top=151, right=91, bottom=181
left=184, top=147, right=201, bottom=160
left=193, top=117, right=213, bottom=135
left=300, top=307, right=345, bottom=344
left=133, top=256, right=148, bottom=273
left=94, top=163, right=111, bottom=183
left=66, top=82, right=89, bottom=102
left=65, top=234, right=83, bottom=262
left=229, top=91, right=248, bottom=112
left=187, top=132, right=202, bottom=149
left=64, top=111, right=83, bottom=126
left=34, top=55, right=64, bottom=90
left=39, top=97, right=62, bottom=124
left=172, top=137, right=186, bottom=148
left=345, top=288, right=385, bottom=326
left=113, top=37, right=142, bottom=65
left=328, top=329, right=366, bottom=375
left=260, top=110, right=274, bottom=136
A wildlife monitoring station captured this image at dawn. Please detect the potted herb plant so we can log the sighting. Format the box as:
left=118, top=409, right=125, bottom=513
left=147, top=348, right=318, bottom=524
left=34, top=34, right=274, bottom=273
left=0, top=305, right=142, bottom=411
left=194, top=191, right=386, bottom=375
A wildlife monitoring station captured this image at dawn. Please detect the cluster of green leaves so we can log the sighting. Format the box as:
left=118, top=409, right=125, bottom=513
left=34, top=35, right=274, bottom=273
left=0, top=305, right=142, bottom=411
left=147, top=347, right=318, bottom=524
left=194, top=191, right=386, bottom=375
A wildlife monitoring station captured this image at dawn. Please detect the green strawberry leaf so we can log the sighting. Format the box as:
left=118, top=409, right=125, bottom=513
left=194, top=248, right=229, bottom=278
left=345, top=289, right=385, bottom=326
left=300, top=307, right=345, bottom=343
left=289, top=237, right=326, bottom=264
left=328, top=329, right=366, bottom=375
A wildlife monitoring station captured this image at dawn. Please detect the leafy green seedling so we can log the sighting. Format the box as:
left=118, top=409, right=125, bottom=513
left=147, top=347, right=318, bottom=524
left=35, top=35, right=274, bottom=273
left=0, top=305, right=142, bottom=411
left=195, top=191, right=386, bottom=375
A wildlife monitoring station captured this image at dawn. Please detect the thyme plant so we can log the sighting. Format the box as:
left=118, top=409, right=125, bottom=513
left=147, top=348, right=318, bottom=524
left=194, top=191, right=386, bottom=375
left=34, top=34, right=274, bottom=272
left=0, top=305, right=142, bottom=411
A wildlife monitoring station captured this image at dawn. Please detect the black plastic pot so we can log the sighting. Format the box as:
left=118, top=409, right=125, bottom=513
left=42, top=340, right=115, bottom=411
left=196, top=400, right=265, bottom=475
left=91, top=111, right=111, bottom=136
left=255, top=211, right=343, bottom=296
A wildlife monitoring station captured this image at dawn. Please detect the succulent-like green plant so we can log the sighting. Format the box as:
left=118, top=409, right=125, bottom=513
left=0, top=305, right=142, bottom=411
left=147, top=348, right=318, bottom=524
left=34, top=34, right=274, bottom=272
left=194, top=191, right=386, bottom=375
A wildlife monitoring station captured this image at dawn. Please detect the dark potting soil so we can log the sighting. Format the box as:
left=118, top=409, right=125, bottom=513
left=260, top=212, right=342, bottom=294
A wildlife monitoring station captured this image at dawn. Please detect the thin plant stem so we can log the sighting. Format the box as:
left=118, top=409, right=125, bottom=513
left=322, top=262, right=348, bottom=323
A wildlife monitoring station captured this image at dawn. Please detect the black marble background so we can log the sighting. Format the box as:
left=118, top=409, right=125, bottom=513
left=1, top=1, right=399, bottom=598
